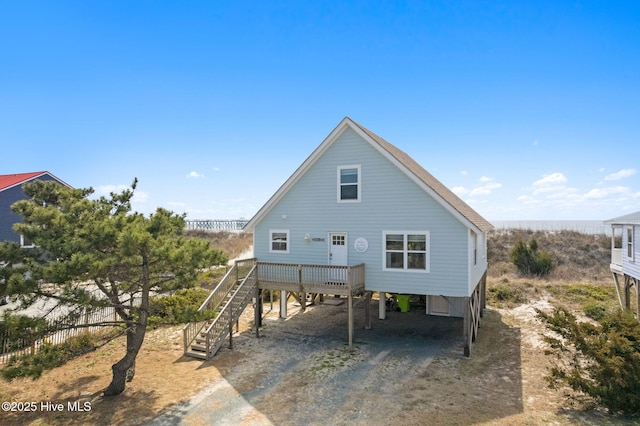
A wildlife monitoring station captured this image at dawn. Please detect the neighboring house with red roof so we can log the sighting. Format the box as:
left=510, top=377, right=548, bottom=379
left=0, top=171, right=71, bottom=245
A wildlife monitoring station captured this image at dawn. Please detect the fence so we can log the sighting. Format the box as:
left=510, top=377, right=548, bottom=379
left=0, top=303, right=124, bottom=365
left=491, top=220, right=610, bottom=236
left=185, top=220, right=248, bottom=232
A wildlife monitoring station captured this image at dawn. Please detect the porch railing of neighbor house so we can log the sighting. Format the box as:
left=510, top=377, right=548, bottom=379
left=611, top=248, right=623, bottom=267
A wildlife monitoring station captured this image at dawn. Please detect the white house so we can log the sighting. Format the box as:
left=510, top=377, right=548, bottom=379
left=606, top=210, right=640, bottom=315
left=244, top=117, right=493, bottom=355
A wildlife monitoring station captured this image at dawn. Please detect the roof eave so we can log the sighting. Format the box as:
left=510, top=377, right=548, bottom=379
left=244, top=117, right=353, bottom=231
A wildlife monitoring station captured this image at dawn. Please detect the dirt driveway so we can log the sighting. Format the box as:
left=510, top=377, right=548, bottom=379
left=149, top=296, right=604, bottom=426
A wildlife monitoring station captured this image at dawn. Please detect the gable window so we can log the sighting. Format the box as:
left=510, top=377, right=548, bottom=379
left=270, top=230, right=289, bottom=253
left=338, top=165, right=361, bottom=202
left=383, top=231, right=429, bottom=272
left=627, top=227, right=634, bottom=260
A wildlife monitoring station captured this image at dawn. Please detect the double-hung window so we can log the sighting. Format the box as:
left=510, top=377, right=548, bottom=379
left=338, top=165, right=361, bottom=202
left=270, top=230, right=289, bottom=253
left=627, top=227, right=634, bottom=260
left=383, top=231, right=429, bottom=272
left=471, top=230, right=478, bottom=266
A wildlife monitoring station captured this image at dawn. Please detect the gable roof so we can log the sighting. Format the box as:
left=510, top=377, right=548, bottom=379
left=0, top=171, right=71, bottom=193
left=245, top=117, right=493, bottom=233
left=605, top=210, right=640, bottom=225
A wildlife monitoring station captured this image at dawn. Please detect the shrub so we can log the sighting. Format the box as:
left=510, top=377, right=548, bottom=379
left=487, top=283, right=528, bottom=306
left=0, top=313, right=48, bottom=354
left=509, top=238, right=555, bottom=276
left=537, top=307, right=640, bottom=416
left=1, top=332, right=98, bottom=381
left=582, top=301, right=608, bottom=321
left=148, top=288, right=213, bottom=327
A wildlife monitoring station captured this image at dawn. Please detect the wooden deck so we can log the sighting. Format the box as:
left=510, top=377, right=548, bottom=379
left=255, top=261, right=366, bottom=296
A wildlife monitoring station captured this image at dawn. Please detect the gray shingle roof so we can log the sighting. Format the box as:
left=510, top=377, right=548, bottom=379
left=245, top=117, right=494, bottom=233
left=605, top=210, right=640, bottom=224
left=349, top=118, right=494, bottom=232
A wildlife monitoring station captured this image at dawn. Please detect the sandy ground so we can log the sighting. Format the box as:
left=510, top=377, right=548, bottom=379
left=1, top=295, right=634, bottom=426
left=152, top=296, right=629, bottom=426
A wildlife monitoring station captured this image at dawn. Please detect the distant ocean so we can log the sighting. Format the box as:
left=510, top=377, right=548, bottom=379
left=491, top=220, right=610, bottom=236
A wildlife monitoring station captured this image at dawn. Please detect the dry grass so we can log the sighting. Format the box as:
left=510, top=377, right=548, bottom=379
left=488, top=229, right=611, bottom=282
left=487, top=229, right=618, bottom=317
left=0, top=229, right=632, bottom=425
left=185, top=230, right=253, bottom=261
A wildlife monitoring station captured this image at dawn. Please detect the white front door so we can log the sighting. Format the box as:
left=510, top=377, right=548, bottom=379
left=328, top=232, right=348, bottom=282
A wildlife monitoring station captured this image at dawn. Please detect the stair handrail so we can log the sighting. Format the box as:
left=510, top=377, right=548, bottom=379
left=201, top=263, right=258, bottom=357
left=182, top=264, right=239, bottom=353
left=182, top=258, right=256, bottom=354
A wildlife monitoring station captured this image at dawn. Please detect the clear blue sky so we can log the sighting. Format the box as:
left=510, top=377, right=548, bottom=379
left=1, top=1, right=638, bottom=221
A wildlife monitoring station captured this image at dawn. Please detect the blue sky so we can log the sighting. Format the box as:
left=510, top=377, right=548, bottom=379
left=1, top=1, right=638, bottom=221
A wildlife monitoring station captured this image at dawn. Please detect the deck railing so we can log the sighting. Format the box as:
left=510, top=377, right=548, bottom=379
left=612, top=248, right=623, bottom=266
left=256, top=262, right=365, bottom=294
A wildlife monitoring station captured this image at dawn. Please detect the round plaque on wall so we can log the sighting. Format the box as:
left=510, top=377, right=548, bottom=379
left=354, top=237, right=368, bottom=253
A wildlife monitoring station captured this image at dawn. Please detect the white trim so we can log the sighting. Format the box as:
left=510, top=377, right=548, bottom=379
left=244, top=119, right=352, bottom=231
left=269, top=229, right=290, bottom=253
left=244, top=117, right=487, bottom=233
left=0, top=171, right=73, bottom=193
left=382, top=231, right=430, bottom=273
left=20, top=235, right=35, bottom=248
left=337, top=165, right=361, bottom=203
left=470, top=229, right=478, bottom=266
left=346, top=123, right=483, bottom=234
left=626, top=226, right=634, bottom=261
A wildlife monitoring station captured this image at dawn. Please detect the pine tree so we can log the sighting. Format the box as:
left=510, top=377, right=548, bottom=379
left=0, top=179, right=227, bottom=396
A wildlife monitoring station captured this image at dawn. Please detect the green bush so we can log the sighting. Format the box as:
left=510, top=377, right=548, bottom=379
left=509, top=238, right=555, bottom=276
left=487, top=284, right=528, bottom=306
left=0, top=313, right=48, bottom=354
left=582, top=301, right=608, bottom=321
left=537, top=307, right=640, bottom=416
left=148, top=288, right=214, bottom=327
left=198, top=267, right=228, bottom=287
left=1, top=332, right=97, bottom=381
left=565, top=284, right=614, bottom=302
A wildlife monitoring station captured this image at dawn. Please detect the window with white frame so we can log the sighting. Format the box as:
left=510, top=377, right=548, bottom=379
left=471, top=230, right=478, bottom=266
left=383, top=231, right=429, bottom=272
left=337, top=165, right=361, bottom=202
left=627, top=226, right=634, bottom=260
left=270, top=230, right=289, bottom=253
left=20, top=235, right=35, bottom=248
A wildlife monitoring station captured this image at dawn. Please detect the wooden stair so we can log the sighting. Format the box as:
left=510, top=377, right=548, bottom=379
left=183, top=259, right=257, bottom=360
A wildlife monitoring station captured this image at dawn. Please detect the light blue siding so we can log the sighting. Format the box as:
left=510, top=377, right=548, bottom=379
left=621, top=225, right=640, bottom=280
left=254, top=127, right=480, bottom=298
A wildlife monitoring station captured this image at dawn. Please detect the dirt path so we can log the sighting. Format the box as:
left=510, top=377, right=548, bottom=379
left=150, top=297, right=626, bottom=425
left=1, top=296, right=632, bottom=425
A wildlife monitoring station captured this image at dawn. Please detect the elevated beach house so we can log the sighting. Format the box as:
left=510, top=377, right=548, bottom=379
left=606, top=210, right=640, bottom=315
left=0, top=171, right=71, bottom=246
left=184, top=117, right=493, bottom=359
left=245, top=117, right=493, bottom=353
